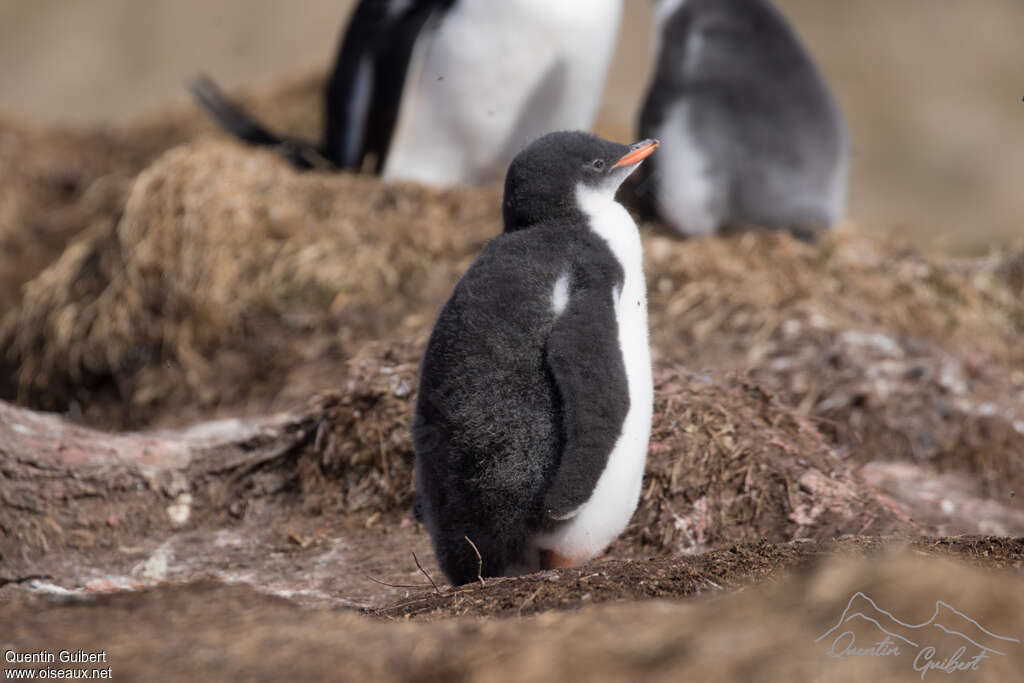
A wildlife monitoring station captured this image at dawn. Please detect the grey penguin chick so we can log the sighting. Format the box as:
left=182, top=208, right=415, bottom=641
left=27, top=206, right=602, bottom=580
left=413, top=131, right=658, bottom=585
left=636, top=0, right=848, bottom=239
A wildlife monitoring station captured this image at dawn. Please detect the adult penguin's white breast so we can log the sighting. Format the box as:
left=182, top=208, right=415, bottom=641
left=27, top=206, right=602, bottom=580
left=384, top=0, right=623, bottom=186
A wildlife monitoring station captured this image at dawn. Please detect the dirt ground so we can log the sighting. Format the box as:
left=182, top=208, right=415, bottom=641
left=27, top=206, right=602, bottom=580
left=5, top=547, right=1024, bottom=682
left=1, top=4, right=1023, bottom=681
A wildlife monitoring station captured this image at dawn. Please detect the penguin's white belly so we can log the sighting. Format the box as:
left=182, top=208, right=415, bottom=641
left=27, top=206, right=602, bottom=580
left=384, top=0, right=622, bottom=186
left=533, top=188, right=653, bottom=562
left=652, top=101, right=722, bottom=236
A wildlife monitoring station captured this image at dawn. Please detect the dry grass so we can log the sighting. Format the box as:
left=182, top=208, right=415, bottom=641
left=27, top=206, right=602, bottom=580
left=627, top=369, right=910, bottom=556
left=1, top=139, right=497, bottom=427
left=305, top=340, right=915, bottom=553
left=0, top=71, right=325, bottom=320
left=644, top=231, right=1024, bottom=504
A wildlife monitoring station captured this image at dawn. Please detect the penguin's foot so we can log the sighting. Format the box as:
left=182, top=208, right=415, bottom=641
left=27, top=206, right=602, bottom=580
left=539, top=549, right=576, bottom=570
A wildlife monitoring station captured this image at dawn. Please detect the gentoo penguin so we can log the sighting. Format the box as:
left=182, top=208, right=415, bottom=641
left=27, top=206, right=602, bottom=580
left=190, top=0, right=623, bottom=185
left=413, top=131, right=658, bottom=585
left=635, top=0, right=848, bottom=239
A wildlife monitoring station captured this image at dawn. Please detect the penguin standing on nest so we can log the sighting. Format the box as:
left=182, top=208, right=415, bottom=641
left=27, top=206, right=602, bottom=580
left=635, top=0, right=848, bottom=239
left=191, top=0, right=623, bottom=185
left=413, top=131, right=658, bottom=585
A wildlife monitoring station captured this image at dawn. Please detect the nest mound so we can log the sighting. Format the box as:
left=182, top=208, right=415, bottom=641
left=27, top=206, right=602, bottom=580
left=646, top=231, right=1023, bottom=368
left=645, top=231, right=1024, bottom=509
left=627, top=368, right=910, bottom=555
left=0, top=119, right=136, bottom=318
left=298, top=340, right=910, bottom=554
left=0, top=71, right=325, bottom=320
left=2, top=334, right=902, bottom=567
left=1, top=344, right=909, bottom=576
left=2, top=140, right=499, bottom=427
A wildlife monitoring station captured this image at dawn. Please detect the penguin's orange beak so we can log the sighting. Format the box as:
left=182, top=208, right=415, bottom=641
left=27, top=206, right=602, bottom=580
left=613, top=139, right=659, bottom=168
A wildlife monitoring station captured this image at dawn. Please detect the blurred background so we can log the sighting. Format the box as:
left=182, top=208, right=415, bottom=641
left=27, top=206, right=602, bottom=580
left=0, top=0, right=1020, bottom=253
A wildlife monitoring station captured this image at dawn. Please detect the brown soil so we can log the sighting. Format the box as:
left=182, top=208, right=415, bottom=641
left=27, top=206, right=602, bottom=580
left=5, top=547, right=1024, bottom=682
left=371, top=537, right=1024, bottom=621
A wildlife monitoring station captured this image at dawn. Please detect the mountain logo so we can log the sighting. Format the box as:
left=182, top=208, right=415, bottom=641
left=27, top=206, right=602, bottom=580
left=816, top=592, right=1020, bottom=678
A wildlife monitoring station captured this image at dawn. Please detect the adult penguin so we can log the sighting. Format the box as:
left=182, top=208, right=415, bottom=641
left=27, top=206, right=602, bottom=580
left=635, top=0, right=848, bottom=239
left=190, top=0, right=623, bottom=185
left=413, top=131, right=658, bottom=585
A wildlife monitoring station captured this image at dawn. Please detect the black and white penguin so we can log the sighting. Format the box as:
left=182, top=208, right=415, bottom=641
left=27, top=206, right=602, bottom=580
left=191, top=0, right=623, bottom=185
left=413, top=131, right=658, bottom=585
left=635, top=0, right=848, bottom=238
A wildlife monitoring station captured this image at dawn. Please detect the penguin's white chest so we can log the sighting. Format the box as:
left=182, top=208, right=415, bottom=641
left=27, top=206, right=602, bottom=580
left=383, top=0, right=622, bottom=186
left=533, top=186, right=654, bottom=562
left=651, top=101, right=721, bottom=236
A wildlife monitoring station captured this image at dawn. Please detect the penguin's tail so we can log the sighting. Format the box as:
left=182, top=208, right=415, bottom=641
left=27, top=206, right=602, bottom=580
left=187, top=74, right=331, bottom=171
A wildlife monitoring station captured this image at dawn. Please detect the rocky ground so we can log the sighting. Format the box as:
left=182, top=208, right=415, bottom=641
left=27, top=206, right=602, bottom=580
left=1, top=75, right=1022, bottom=681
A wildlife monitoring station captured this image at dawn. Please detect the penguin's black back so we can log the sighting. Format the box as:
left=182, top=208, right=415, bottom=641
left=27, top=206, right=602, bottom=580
left=413, top=223, right=627, bottom=585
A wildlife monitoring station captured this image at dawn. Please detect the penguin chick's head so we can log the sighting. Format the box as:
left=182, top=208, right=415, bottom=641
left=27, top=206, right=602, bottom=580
left=502, top=131, right=658, bottom=232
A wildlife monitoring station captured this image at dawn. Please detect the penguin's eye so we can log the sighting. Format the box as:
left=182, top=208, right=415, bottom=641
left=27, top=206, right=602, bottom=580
left=589, top=159, right=606, bottom=172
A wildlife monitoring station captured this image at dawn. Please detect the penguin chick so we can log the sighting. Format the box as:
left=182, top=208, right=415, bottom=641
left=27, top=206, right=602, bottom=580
left=413, top=131, right=658, bottom=585
left=636, top=0, right=848, bottom=240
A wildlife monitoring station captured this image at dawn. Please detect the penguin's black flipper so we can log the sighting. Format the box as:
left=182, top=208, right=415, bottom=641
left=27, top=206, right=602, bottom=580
left=323, top=0, right=455, bottom=171
left=188, top=74, right=328, bottom=170
left=542, top=283, right=631, bottom=521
